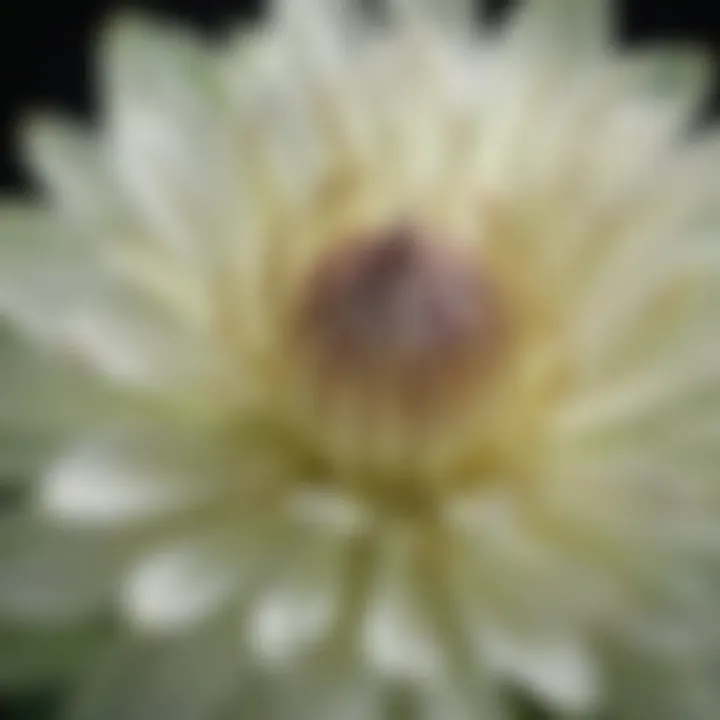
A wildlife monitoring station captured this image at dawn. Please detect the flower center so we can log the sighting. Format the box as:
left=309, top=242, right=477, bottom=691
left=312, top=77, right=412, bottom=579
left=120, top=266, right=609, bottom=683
left=297, top=223, right=507, bottom=416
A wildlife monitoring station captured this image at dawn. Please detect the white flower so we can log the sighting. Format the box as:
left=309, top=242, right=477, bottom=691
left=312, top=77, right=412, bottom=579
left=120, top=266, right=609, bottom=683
left=1, top=1, right=720, bottom=717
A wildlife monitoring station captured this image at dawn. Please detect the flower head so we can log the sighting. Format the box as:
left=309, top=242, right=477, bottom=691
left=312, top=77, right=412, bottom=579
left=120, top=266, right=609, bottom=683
left=1, top=1, right=720, bottom=718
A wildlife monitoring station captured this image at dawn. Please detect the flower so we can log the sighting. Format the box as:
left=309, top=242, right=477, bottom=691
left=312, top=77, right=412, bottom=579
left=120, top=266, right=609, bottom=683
left=1, top=0, right=720, bottom=717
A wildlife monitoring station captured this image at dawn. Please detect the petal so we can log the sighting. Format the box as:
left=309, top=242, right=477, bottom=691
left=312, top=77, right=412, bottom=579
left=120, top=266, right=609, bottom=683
left=250, top=583, right=338, bottom=667
left=220, top=30, right=329, bottom=213
left=570, top=237, right=720, bottom=374
left=41, top=293, right=215, bottom=394
left=20, top=113, right=122, bottom=230
left=361, top=533, right=444, bottom=682
left=286, top=488, right=372, bottom=537
left=471, top=0, right=615, bottom=193
left=100, top=13, right=233, bottom=258
left=0, top=206, right=97, bottom=338
left=444, top=492, right=601, bottom=673
left=248, top=534, right=345, bottom=667
left=101, top=12, right=219, bottom=142
left=41, top=436, right=212, bottom=527
left=481, top=628, right=600, bottom=714
left=551, top=356, right=720, bottom=442
left=15, top=125, right=211, bottom=331
left=267, top=0, right=378, bottom=166
left=45, top=288, right=226, bottom=400
left=506, top=0, right=613, bottom=63
left=529, top=473, right=717, bottom=634
left=0, top=210, right=219, bottom=393
left=386, top=0, right=480, bottom=36
left=123, top=534, right=242, bottom=632
left=540, top=452, right=720, bottom=561
left=0, top=200, right=79, bottom=255
left=272, top=0, right=374, bottom=54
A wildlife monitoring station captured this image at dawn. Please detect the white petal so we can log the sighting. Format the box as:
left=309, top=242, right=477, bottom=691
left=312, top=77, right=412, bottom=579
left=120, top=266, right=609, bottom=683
left=20, top=114, right=122, bottom=229
left=551, top=358, right=720, bottom=441
left=362, top=533, right=444, bottom=681
left=0, top=210, right=218, bottom=391
left=221, top=33, right=328, bottom=212
left=444, top=492, right=594, bottom=639
left=0, top=206, right=103, bottom=341
left=269, top=0, right=377, bottom=166
left=249, top=537, right=344, bottom=667
left=286, top=488, right=371, bottom=536
left=506, top=0, right=613, bottom=63
left=102, top=12, right=212, bottom=109
left=0, top=201, right=79, bottom=257
left=477, top=0, right=614, bottom=193
left=272, top=0, right=373, bottom=54
left=101, top=13, right=232, bottom=259
left=42, top=437, right=206, bottom=526
left=251, top=586, right=337, bottom=666
left=387, top=0, right=480, bottom=35
left=570, top=240, right=712, bottom=372
left=482, top=628, right=600, bottom=713
left=49, top=291, right=218, bottom=391
left=123, top=536, right=239, bottom=632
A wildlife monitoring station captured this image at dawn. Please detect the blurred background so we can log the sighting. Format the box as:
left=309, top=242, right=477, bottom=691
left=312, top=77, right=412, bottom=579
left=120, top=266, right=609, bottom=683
left=0, top=0, right=718, bottom=718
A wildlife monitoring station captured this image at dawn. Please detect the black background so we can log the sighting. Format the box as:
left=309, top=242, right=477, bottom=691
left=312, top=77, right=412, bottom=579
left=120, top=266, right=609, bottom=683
left=0, top=0, right=718, bottom=718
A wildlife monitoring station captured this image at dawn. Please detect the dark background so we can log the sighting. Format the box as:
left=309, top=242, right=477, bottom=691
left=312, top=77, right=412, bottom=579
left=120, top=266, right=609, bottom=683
left=0, top=0, right=718, bottom=718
